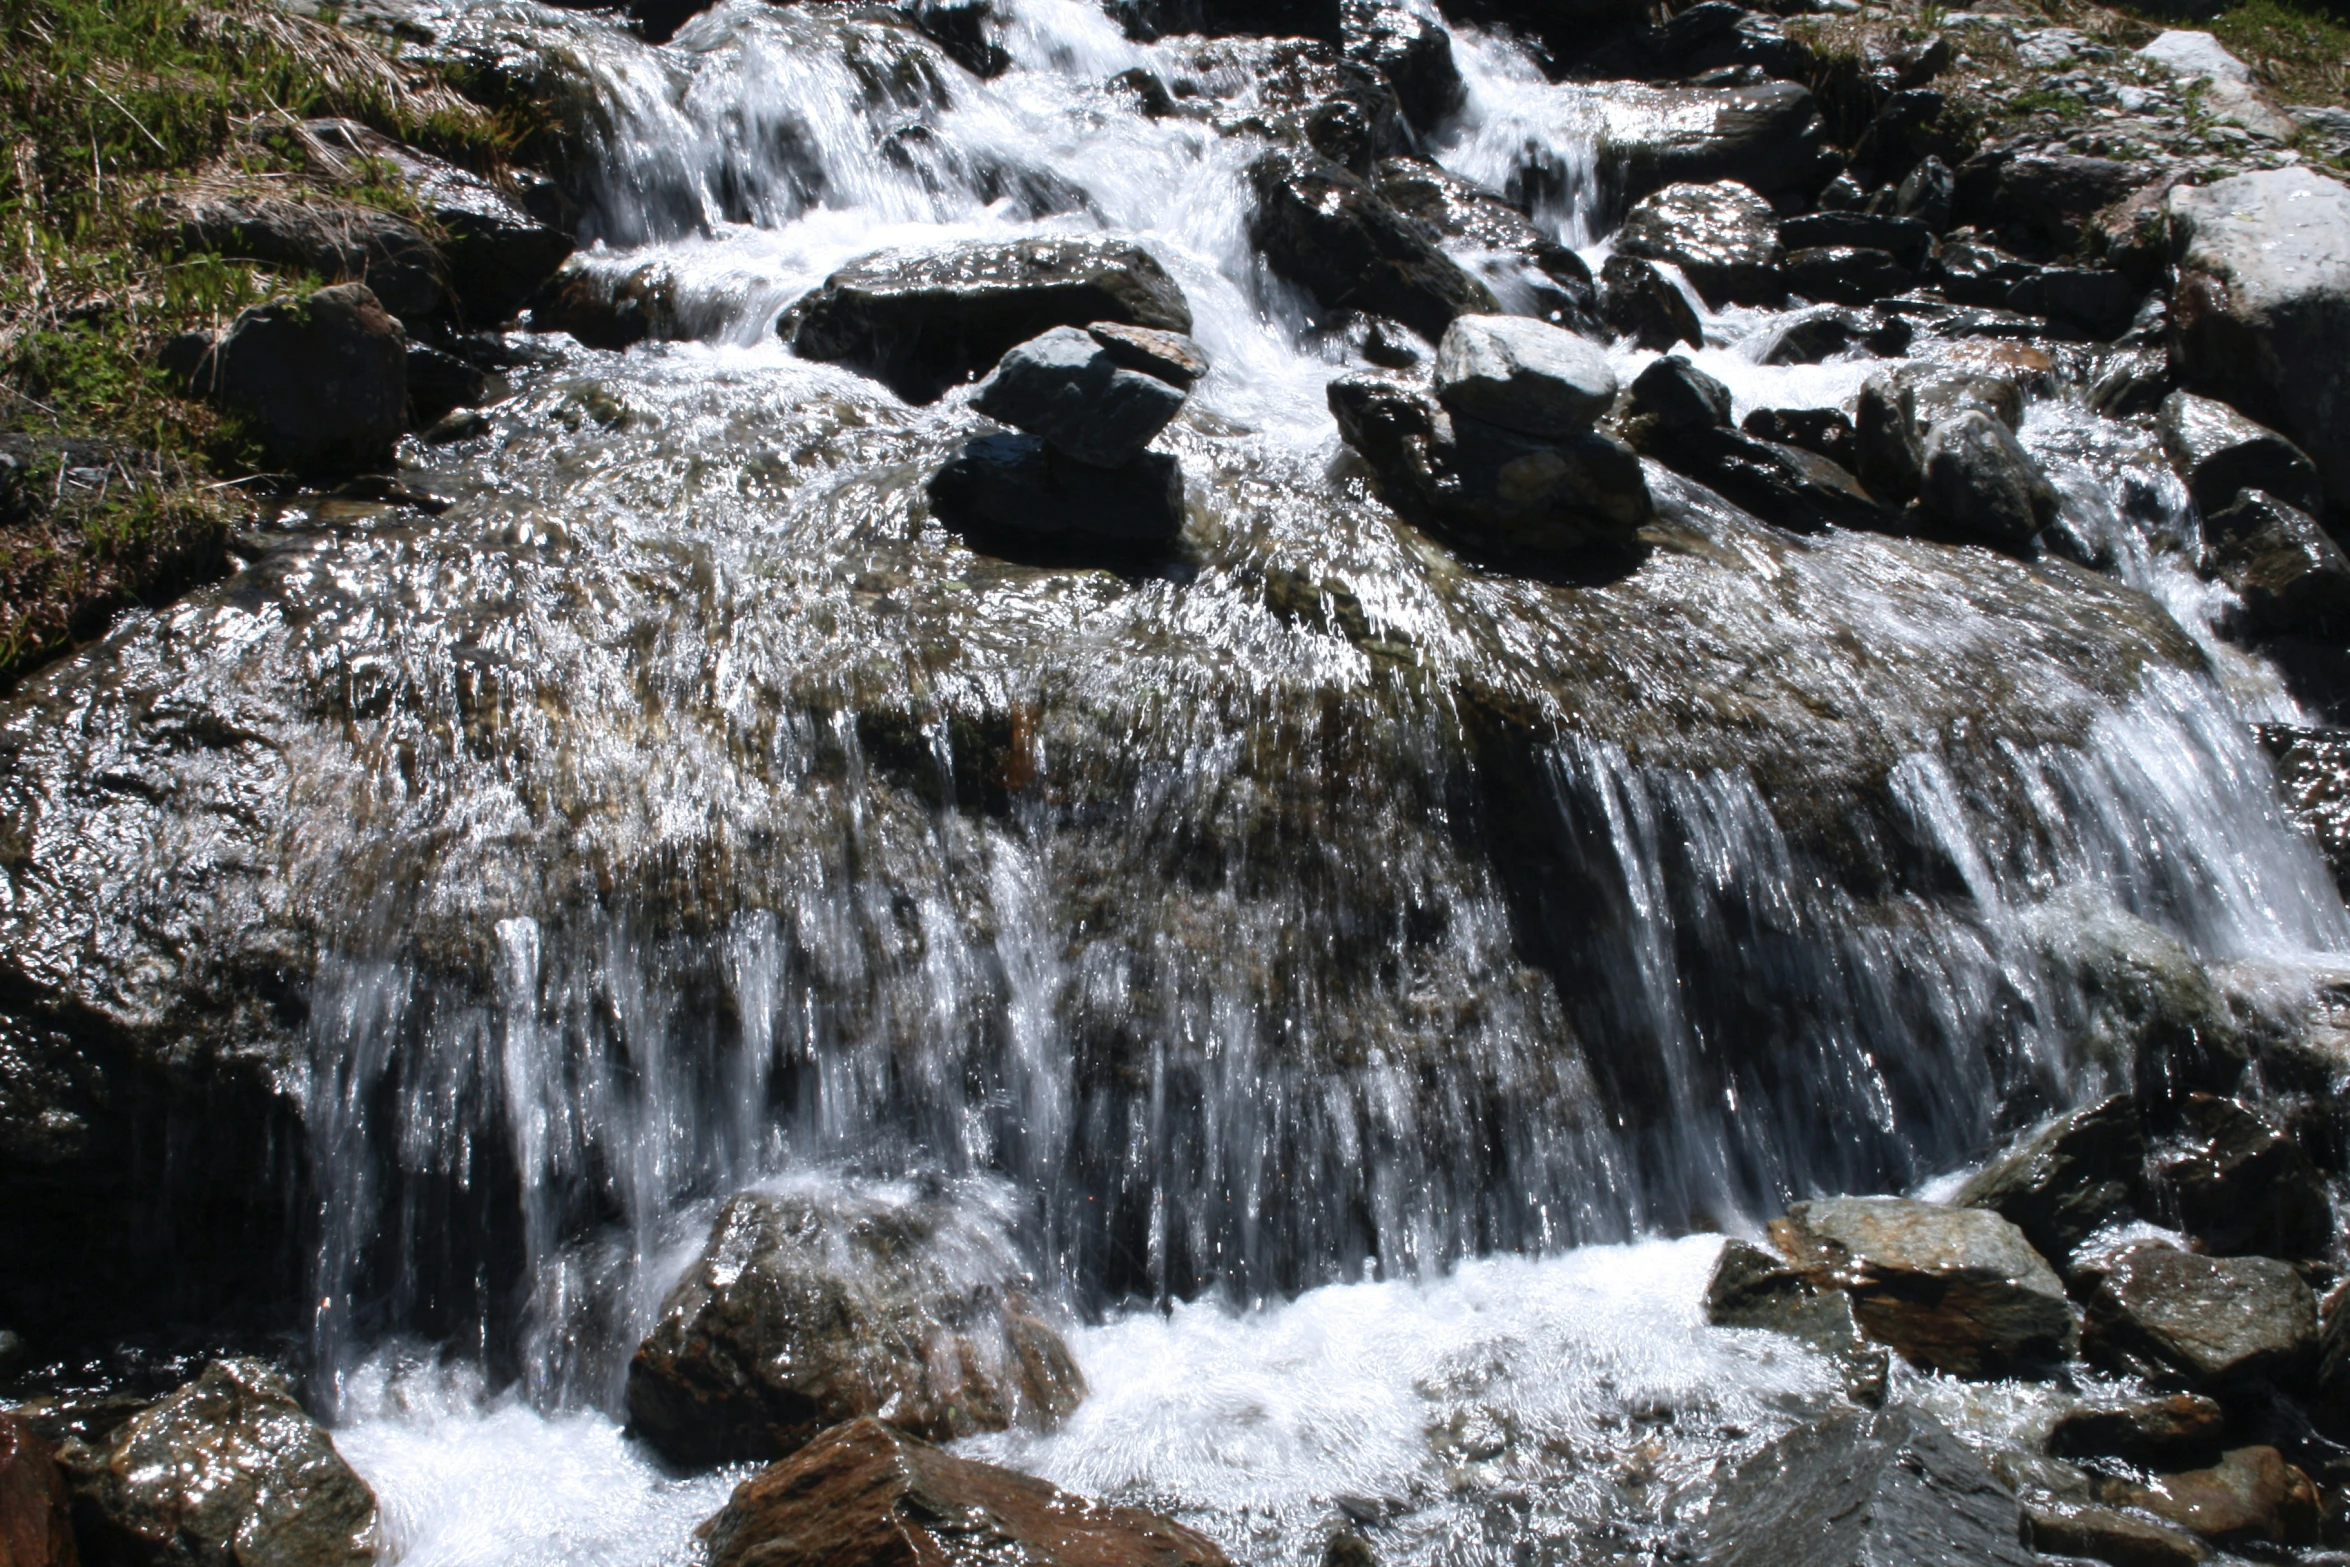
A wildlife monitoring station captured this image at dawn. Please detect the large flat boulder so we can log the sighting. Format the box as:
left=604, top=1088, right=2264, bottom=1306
left=1768, top=1196, right=2075, bottom=1377
left=2081, top=1240, right=2316, bottom=1391
left=626, top=1181, right=1085, bottom=1470
left=56, top=1359, right=378, bottom=1567
left=697, top=1417, right=1231, bottom=1567
left=1249, top=148, right=1497, bottom=343
left=784, top=238, right=1192, bottom=404
left=1432, top=315, right=1616, bottom=440
left=2168, top=167, right=2350, bottom=518
left=1562, top=80, right=1831, bottom=207
left=1700, top=1405, right=2033, bottom=1567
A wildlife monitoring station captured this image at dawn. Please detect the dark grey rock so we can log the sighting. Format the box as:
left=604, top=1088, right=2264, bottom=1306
left=208, top=284, right=408, bottom=475
left=1700, top=1404, right=2033, bottom=1567
left=1373, top=158, right=1598, bottom=331
left=1855, top=375, right=1923, bottom=505
left=785, top=237, right=1193, bottom=404
left=626, top=1181, right=1086, bottom=1470
left=2207, top=490, right=2350, bottom=640
left=2006, top=268, right=2142, bottom=340
left=1758, top=306, right=1910, bottom=364
left=1630, top=354, right=1732, bottom=433
left=1599, top=253, right=1703, bottom=351
left=532, top=260, right=678, bottom=351
left=1954, top=1094, right=2146, bottom=1267
left=1783, top=246, right=1913, bottom=305
left=1340, top=0, right=1462, bottom=131
left=2153, top=1093, right=2333, bottom=1260
left=1432, top=315, right=1616, bottom=439
left=1935, top=238, right=2040, bottom=309
left=1741, top=406, right=1856, bottom=471
left=405, top=342, right=488, bottom=428
left=973, top=328, right=1187, bottom=467
left=1779, top=213, right=1933, bottom=272
left=161, top=184, right=446, bottom=323
left=1581, top=79, right=1833, bottom=207
left=1896, top=155, right=1955, bottom=234
left=2082, top=1240, right=2317, bottom=1392
left=58, top=1358, right=378, bottom=1567
left=1301, top=65, right=1410, bottom=176
left=1704, top=1238, right=1889, bottom=1405
left=1611, top=181, right=1784, bottom=307
left=928, top=435, right=1186, bottom=551
left=2022, top=1497, right=2209, bottom=1566
left=2158, top=389, right=2325, bottom=519
left=1767, top=1197, right=2075, bottom=1378
left=1630, top=421, right=1884, bottom=534
left=1087, top=322, right=1210, bottom=386
left=1918, top=410, right=2058, bottom=553
left=1993, top=153, right=2147, bottom=253
left=1248, top=148, right=1497, bottom=344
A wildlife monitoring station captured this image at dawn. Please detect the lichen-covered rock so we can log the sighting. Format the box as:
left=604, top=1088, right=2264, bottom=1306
left=2081, top=1240, right=2316, bottom=1392
left=1700, top=1404, right=2032, bottom=1567
left=626, top=1180, right=1085, bottom=1470
left=696, top=1417, right=1230, bottom=1567
left=1767, top=1196, right=2076, bottom=1378
left=1954, top=1094, right=2146, bottom=1267
left=785, top=237, right=1193, bottom=404
left=1611, top=181, right=1785, bottom=307
left=58, top=1359, right=377, bottom=1567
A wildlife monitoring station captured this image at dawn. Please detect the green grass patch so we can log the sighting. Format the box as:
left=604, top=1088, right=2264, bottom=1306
left=2109, top=0, right=2350, bottom=106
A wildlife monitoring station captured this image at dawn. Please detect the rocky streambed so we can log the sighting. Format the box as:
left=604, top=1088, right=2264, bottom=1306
left=11, top=0, right=2350, bottom=1561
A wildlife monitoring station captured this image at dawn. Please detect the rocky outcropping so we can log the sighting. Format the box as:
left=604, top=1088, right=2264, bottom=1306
left=696, top=1417, right=1230, bottom=1567
left=626, top=1182, right=1085, bottom=1469
left=785, top=238, right=1194, bottom=403
left=56, top=1359, right=378, bottom=1567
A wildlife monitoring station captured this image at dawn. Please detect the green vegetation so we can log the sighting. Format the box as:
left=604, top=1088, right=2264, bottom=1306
left=2121, top=0, right=2350, bottom=107
left=0, top=0, right=510, bottom=684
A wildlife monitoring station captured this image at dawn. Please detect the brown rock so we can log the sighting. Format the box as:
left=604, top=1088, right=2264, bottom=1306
left=1768, top=1196, right=2076, bottom=1378
left=697, top=1417, right=1231, bottom=1567
left=2082, top=1240, right=2317, bottom=1391
left=2023, top=1497, right=2210, bottom=1567
left=0, top=1411, right=78, bottom=1567
left=2091, top=1446, right=2320, bottom=1548
left=2048, top=1394, right=2226, bottom=1469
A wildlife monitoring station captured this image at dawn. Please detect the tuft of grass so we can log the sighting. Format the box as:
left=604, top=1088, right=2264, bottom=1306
left=2103, top=0, right=2350, bottom=106
left=0, top=0, right=517, bottom=686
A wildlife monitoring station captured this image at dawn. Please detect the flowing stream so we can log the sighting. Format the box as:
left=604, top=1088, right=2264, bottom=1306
left=163, top=0, right=2350, bottom=1558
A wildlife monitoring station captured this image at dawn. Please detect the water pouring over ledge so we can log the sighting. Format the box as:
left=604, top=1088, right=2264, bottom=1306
left=5, top=0, right=2350, bottom=1560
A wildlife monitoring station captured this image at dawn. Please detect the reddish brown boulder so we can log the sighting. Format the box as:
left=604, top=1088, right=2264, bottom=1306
left=2092, top=1446, right=2320, bottom=1549
left=698, top=1418, right=1230, bottom=1567
left=0, top=1412, right=78, bottom=1567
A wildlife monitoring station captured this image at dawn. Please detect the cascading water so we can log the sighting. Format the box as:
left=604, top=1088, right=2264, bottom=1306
left=30, top=0, right=2346, bottom=1559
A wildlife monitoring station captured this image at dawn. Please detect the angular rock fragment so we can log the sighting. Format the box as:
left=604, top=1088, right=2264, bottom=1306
left=1599, top=253, right=1703, bottom=350
left=58, top=1359, right=378, bottom=1567
left=697, top=1417, right=1230, bottom=1567
left=1630, top=421, right=1884, bottom=534
left=1631, top=355, right=1732, bottom=433
left=204, top=284, right=408, bottom=475
left=2151, top=1094, right=2333, bottom=1260
left=1993, top=153, right=2146, bottom=253
left=973, top=327, right=1187, bottom=467
left=1779, top=212, right=1934, bottom=273
left=1374, top=158, right=1598, bottom=329
left=2022, top=1497, right=2210, bottom=1567
left=1854, top=375, right=1923, bottom=505
left=0, top=1411, right=76, bottom=1567
left=1954, top=1094, right=2146, bottom=1267
left=1087, top=322, right=1210, bottom=386
left=1611, top=181, right=1784, bottom=307
left=2205, top=490, right=2350, bottom=639
left=1917, top=410, right=2058, bottom=553
left=2048, top=1393, right=2226, bottom=1469
left=1783, top=246, right=1912, bottom=305
left=2091, top=1446, right=2321, bottom=1549
left=1758, top=306, right=1909, bottom=365
left=2157, top=390, right=2325, bottom=519
left=1432, top=316, right=1616, bottom=440
left=785, top=237, right=1192, bottom=404
left=1249, top=148, right=1497, bottom=343
left=1340, top=0, right=1463, bottom=132
left=1741, top=407, right=1856, bottom=471
left=159, top=183, right=447, bottom=323
left=1704, top=1239, right=1888, bottom=1404
left=2006, top=268, right=2142, bottom=340
left=1767, top=1196, right=2076, bottom=1378
left=1700, top=1404, right=2032, bottom=1567
left=2082, top=1240, right=2316, bottom=1392
left=626, top=1182, right=1086, bottom=1469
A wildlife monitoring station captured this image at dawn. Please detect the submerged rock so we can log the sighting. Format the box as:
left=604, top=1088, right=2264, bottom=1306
left=785, top=237, right=1193, bottom=404
left=1954, top=1094, right=2146, bottom=1267
left=626, top=1181, right=1085, bottom=1469
left=1700, top=1404, right=2032, bottom=1567
left=697, top=1417, right=1230, bottom=1567
left=58, top=1359, right=378, bottom=1567
left=0, top=1411, right=76, bottom=1567
left=203, top=284, right=408, bottom=475
left=1248, top=148, right=1497, bottom=343
left=973, top=327, right=1187, bottom=467
left=2168, top=167, right=2350, bottom=517
left=2157, top=390, right=2325, bottom=520
left=929, top=436, right=1185, bottom=551
left=1767, top=1196, right=2075, bottom=1378
left=1610, top=181, right=1784, bottom=308
left=1917, top=410, right=2058, bottom=553
left=2081, top=1240, right=2316, bottom=1392
left=1432, top=315, right=1616, bottom=440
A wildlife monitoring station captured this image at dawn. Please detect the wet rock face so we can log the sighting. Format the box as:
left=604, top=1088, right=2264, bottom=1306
left=2021, top=1497, right=2207, bottom=1567
left=2091, top=1445, right=2322, bottom=1549
left=57, top=1359, right=377, bottom=1567
left=1248, top=149, right=1497, bottom=344
left=1988, top=153, right=2145, bottom=255
left=785, top=238, right=1193, bottom=404
left=2158, top=390, right=2324, bottom=519
left=1432, top=316, right=1616, bottom=440
left=1610, top=181, right=1785, bottom=308
left=1767, top=1196, right=2076, bottom=1378
left=2205, top=490, right=2350, bottom=640
left=1598, top=254, right=1701, bottom=350
left=1954, top=1095, right=2146, bottom=1269
left=1703, top=1240, right=1889, bottom=1404
left=1571, top=80, right=1831, bottom=207
left=0, top=1412, right=77, bottom=1567
left=2048, top=1393, right=2226, bottom=1469
left=1917, top=410, right=2059, bottom=554
left=1700, top=1405, right=2033, bottom=1567
left=2167, top=167, right=2350, bottom=518
left=200, top=284, right=409, bottom=476
left=928, top=437, right=1185, bottom=550
left=1339, top=0, right=1462, bottom=133
left=1373, top=159, right=1598, bottom=329
left=697, top=1417, right=1230, bottom=1567
left=626, top=1182, right=1085, bottom=1470
left=973, top=328, right=1187, bottom=468
left=2081, top=1240, right=2316, bottom=1391
left=2152, top=1094, right=2333, bottom=1260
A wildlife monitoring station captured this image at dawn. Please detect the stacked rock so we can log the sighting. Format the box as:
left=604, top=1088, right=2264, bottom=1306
left=1328, top=313, right=1652, bottom=565
left=928, top=323, right=1206, bottom=549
